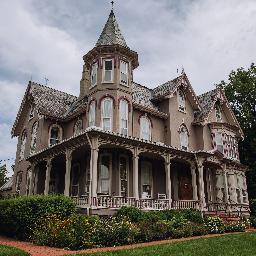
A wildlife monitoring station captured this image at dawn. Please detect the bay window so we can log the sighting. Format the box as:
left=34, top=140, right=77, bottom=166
left=88, top=101, right=96, bottom=127
left=140, top=115, right=151, bottom=140
left=119, top=99, right=128, bottom=135
left=101, top=98, right=113, bottom=131
left=120, top=60, right=128, bottom=85
left=180, top=125, right=189, bottom=150
left=91, top=62, right=98, bottom=87
left=103, top=59, right=113, bottom=82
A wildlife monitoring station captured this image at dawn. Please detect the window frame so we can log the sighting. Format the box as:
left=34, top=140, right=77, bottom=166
left=119, top=99, right=129, bottom=136
left=215, top=104, right=222, bottom=122
left=98, top=153, right=112, bottom=195
left=179, top=125, right=189, bottom=151
left=215, top=132, right=224, bottom=153
left=102, top=58, right=114, bottom=83
left=101, top=97, right=113, bottom=131
left=74, top=118, right=83, bottom=136
left=30, top=121, right=38, bottom=154
left=90, top=62, right=98, bottom=88
left=177, top=90, right=186, bottom=112
left=19, top=131, right=27, bottom=161
left=140, top=115, right=151, bottom=141
left=49, top=124, right=62, bottom=147
left=119, top=154, right=129, bottom=197
left=120, top=60, right=128, bottom=86
left=140, top=161, right=153, bottom=199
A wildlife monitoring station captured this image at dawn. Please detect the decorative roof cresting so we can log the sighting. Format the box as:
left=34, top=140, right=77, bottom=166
left=96, top=9, right=128, bottom=48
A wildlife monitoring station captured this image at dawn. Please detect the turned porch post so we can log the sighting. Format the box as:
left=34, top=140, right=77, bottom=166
left=90, top=137, right=99, bottom=199
left=133, top=148, right=139, bottom=199
left=64, top=150, right=72, bottom=196
left=191, top=164, right=198, bottom=201
left=29, top=163, right=35, bottom=195
left=44, top=158, right=52, bottom=195
left=165, top=154, right=172, bottom=204
left=198, top=160, right=206, bottom=209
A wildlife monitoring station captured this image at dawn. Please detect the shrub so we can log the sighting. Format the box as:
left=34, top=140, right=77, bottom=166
left=0, top=195, right=75, bottom=240
left=250, top=216, right=256, bottom=228
left=190, top=223, right=208, bottom=236
left=205, top=216, right=225, bottom=234
left=171, top=224, right=193, bottom=239
left=93, top=217, right=139, bottom=247
left=224, top=221, right=246, bottom=233
left=32, top=214, right=97, bottom=250
left=250, top=199, right=256, bottom=216
left=183, top=209, right=204, bottom=224
left=115, top=207, right=143, bottom=223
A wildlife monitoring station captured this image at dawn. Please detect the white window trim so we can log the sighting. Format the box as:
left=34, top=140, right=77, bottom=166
left=98, top=153, right=112, bottom=195
left=102, top=58, right=114, bottom=83
left=119, top=99, right=129, bottom=136
left=118, top=154, right=129, bottom=197
left=120, top=60, right=129, bottom=86
left=48, top=124, right=63, bottom=147
left=90, top=62, right=98, bottom=88
left=88, top=101, right=96, bottom=127
left=140, top=161, right=153, bottom=199
left=101, top=97, right=113, bottom=131
left=140, top=115, right=151, bottom=141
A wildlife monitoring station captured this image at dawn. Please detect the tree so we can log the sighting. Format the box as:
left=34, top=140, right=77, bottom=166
left=0, top=164, right=8, bottom=187
left=218, top=63, right=256, bottom=198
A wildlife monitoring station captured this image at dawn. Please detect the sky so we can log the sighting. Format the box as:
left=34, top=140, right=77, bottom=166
left=0, top=0, right=256, bottom=176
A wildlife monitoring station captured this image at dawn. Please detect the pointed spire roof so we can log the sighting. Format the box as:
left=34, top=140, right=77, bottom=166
left=96, top=10, right=128, bottom=48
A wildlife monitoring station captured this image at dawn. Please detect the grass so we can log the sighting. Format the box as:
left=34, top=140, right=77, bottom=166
left=72, top=232, right=256, bottom=256
left=0, top=245, right=30, bottom=256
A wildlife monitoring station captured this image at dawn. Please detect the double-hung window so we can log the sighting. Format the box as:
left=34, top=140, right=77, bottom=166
left=140, top=116, right=151, bottom=140
left=101, top=98, right=113, bottom=131
left=98, top=155, right=111, bottom=194
left=180, top=125, right=189, bottom=150
left=216, top=132, right=223, bottom=153
left=103, top=59, right=113, bottom=82
left=88, top=101, right=96, bottom=127
left=91, top=62, right=98, bottom=87
left=120, top=61, right=128, bottom=85
left=119, top=99, right=128, bottom=135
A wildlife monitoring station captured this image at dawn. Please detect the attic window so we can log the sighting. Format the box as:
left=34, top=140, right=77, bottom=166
left=215, top=104, right=222, bottom=122
left=29, top=106, right=34, bottom=119
left=178, top=90, right=186, bottom=112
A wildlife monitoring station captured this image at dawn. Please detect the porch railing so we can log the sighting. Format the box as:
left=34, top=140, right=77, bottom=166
left=172, top=200, right=200, bottom=210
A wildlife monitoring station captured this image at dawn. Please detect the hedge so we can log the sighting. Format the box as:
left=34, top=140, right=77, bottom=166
left=0, top=195, right=75, bottom=240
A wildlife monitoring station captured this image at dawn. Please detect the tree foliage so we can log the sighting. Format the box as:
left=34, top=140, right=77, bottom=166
left=218, top=63, right=256, bottom=198
left=0, top=164, right=8, bottom=188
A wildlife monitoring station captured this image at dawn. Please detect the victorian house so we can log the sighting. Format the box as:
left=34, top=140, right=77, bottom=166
left=11, top=9, right=249, bottom=215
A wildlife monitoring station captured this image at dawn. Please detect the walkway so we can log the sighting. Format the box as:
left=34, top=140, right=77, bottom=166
left=0, top=230, right=255, bottom=256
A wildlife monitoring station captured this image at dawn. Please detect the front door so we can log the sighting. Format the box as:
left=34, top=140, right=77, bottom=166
left=179, top=176, right=193, bottom=200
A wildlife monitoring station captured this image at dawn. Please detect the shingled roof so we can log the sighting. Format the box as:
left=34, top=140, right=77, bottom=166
left=96, top=10, right=128, bottom=48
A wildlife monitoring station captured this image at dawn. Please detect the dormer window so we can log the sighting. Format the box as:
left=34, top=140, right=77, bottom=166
left=103, top=59, right=113, bottom=82
left=179, top=125, right=189, bottom=150
left=178, top=90, right=186, bottom=112
left=215, top=104, right=222, bottom=122
left=120, top=60, right=128, bottom=85
left=49, top=125, right=62, bottom=146
left=91, top=62, right=98, bottom=87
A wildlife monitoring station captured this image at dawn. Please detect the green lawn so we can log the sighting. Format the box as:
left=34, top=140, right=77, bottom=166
left=0, top=245, right=30, bottom=256
left=72, top=232, right=256, bottom=256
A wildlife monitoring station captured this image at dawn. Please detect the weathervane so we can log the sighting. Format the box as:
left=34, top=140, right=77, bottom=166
left=44, top=77, right=49, bottom=85
left=111, top=1, right=114, bottom=10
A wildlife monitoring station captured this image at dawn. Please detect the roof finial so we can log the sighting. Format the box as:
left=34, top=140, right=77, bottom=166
left=111, top=1, right=114, bottom=11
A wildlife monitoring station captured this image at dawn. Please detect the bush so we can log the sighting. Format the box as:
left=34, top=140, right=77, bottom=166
left=0, top=195, right=75, bottom=240
left=32, top=214, right=98, bottom=250
left=250, top=216, right=256, bottom=228
left=190, top=223, right=208, bottom=236
left=224, top=221, right=246, bottom=233
left=93, top=217, right=139, bottom=247
left=183, top=209, right=204, bottom=224
left=171, top=224, right=193, bottom=239
left=205, top=216, right=225, bottom=234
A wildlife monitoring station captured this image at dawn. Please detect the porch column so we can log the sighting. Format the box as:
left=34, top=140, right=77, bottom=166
left=64, top=150, right=72, bottom=196
left=90, top=138, right=99, bottom=198
left=191, top=165, right=198, bottom=200
left=44, top=158, right=52, bottom=195
left=223, top=165, right=229, bottom=204
left=29, top=163, right=35, bottom=195
left=133, top=148, right=139, bottom=199
left=165, top=155, right=172, bottom=204
left=198, top=160, right=206, bottom=209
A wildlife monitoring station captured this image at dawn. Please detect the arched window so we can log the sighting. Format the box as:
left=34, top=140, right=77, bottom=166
left=19, top=131, right=27, bottom=160
left=179, top=125, right=189, bottom=150
left=91, top=62, right=98, bottom=87
left=215, top=104, right=222, bottom=122
left=119, top=99, right=128, bottom=135
left=101, top=97, right=113, bottom=131
left=140, top=115, right=151, bottom=140
left=178, top=90, right=186, bottom=112
left=88, top=101, right=96, bottom=127
left=30, top=122, right=38, bottom=154
left=74, top=118, right=83, bottom=135
left=49, top=125, right=62, bottom=146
